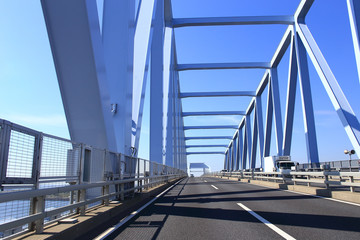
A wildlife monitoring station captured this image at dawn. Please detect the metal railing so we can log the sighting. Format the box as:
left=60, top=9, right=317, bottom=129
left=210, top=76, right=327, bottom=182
left=209, top=170, right=360, bottom=192
left=0, top=119, right=186, bottom=238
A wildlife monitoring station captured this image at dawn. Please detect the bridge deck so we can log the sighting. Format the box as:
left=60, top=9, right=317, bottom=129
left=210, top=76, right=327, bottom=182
left=102, top=177, right=360, bottom=240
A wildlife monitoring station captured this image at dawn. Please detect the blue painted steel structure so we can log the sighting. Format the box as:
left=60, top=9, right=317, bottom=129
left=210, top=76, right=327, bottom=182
left=40, top=0, right=360, bottom=173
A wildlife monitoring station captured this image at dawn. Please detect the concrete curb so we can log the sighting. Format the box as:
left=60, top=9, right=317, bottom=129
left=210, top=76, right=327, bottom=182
left=215, top=176, right=360, bottom=204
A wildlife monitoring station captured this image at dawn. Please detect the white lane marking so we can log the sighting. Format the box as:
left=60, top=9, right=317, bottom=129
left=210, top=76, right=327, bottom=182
left=237, top=203, right=296, bottom=240
left=204, top=180, right=207, bottom=182
left=211, top=185, right=218, bottom=190
left=244, top=181, right=360, bottom=207
left=94, top=179, right=184, bottom=240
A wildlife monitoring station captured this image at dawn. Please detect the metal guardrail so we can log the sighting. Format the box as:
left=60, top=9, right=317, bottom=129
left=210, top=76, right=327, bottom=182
left=210, top=171, right=360, bottom=192
left=0, top=173, right=185, bottom=237
left=0, top=119, right=187, bottom=239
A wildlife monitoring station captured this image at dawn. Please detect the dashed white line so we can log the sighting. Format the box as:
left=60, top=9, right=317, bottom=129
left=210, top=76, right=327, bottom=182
left=211, top=185, right=218, bottom=190
left=204, top=180, right=207, bottom=182
left=237, top=203, right=296, bottom=240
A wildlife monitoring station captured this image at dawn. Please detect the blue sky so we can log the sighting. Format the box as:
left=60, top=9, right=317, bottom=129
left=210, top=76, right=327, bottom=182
left=1, top=0, right=360, bottom=172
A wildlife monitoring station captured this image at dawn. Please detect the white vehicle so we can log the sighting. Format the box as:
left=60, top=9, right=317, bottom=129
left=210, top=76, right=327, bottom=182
left=263, top=156, right=298, bottom=175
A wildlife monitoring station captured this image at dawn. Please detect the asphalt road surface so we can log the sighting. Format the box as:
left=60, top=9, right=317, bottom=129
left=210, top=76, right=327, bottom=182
left=107, top=177, right=360, bottom=240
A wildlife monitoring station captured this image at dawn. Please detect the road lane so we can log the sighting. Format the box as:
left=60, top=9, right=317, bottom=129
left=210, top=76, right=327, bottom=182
left=207, top=177, right=360, bottom=240
left=111, top=177, right=281, bottom=239
left=108, top=177, right=360, bottom=240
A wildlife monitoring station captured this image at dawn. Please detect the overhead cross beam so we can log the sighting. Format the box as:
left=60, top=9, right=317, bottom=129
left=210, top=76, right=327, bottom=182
left=186, top=145, right=228, bottom=148
left=186, top=152, right=225, bottom=155
left=172, top=16, right=295, bottom=28
left=177, top=62, right=271, bottom=71
left=180, top=91, right=256, bottom=98
left=185, top=136, right=233, bottom=140
left=184, top=125, right=238, bottom=130
left=182, top=111, right=246, bottom=116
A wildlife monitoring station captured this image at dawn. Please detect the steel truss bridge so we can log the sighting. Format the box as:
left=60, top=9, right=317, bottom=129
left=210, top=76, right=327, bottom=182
left=1, top=0, right=360, bottom=239
left=40, top=0, right=360, bottom=171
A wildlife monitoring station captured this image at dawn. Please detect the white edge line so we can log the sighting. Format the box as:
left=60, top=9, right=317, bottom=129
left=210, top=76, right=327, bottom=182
left=237, top=203, right=296, bottom=240
left=94, top=179, right=184, bottom=240
left=211, top=185, right=218, bottom=190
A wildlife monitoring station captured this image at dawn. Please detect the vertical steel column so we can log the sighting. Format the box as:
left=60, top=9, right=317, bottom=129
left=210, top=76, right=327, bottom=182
left=150, top=0, right=164, bottom=168
left=294, top=29, right=319, bottom=163
left=264, top=82, right=273, bottom=157
left=232, top=137, right=237, bottom=171
left=164, top=27, right=174, bottom=167
left=41, top=0, right=116, bottom=150
left=347, top=0, right=360, bottom=82
left=282, top=35, right=298, bottom=156
left=228, top=145, right=232, bottom=170
left=132, top=0, right=157, bottom=153
left=236, top=129, right=243, bottom=170
left=255, top=96, right=264, bottom=167
left=250, top=108, right=258, bottom=169
left=224, top=151, right=228, bottom=170
left=245, top=115, right=252, bottom=168
left=102, top=0, right=135, bottom=155
left=270, top=68, right=284, bottom=156
left=242, top=129, right=248, bottom=169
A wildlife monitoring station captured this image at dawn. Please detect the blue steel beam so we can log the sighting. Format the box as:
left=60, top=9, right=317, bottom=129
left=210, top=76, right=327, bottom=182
left=282, top=35, right=298, bottom=156
left=180, top=91, right=256, bottom=98
left=270, top=68, right=284, bottom=156
left=182, top=111, right=246, bottom=117
left=185, top=136, right=233, bottom=140
left=186, top=152, right=225, bottom=155
left=347, top=0, right=360, bottom=82
left=184, top=125, right=238, bottom=130
left=177, top=62, right=271, bottom=71
left=41, top=0, right=116, bottom=151
left=294, top=0, right=314, bottom=22
left=133, top=0, right=157, bottom=153
left=296, top=22, right=360, bottom=157
left=102, top=0, right=135, bottom=155
left=185, top=145, right=228, bottom=148
left=150, top=0, right=164, bottom=166
left=294, top=29, right=319, bottom=163
left=172, top=16, right=295, bottom=28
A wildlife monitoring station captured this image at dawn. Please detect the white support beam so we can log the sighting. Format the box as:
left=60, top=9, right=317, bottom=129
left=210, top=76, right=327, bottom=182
left=172, top=16, right=294, bottom=28
left=297, top=22, right=360, bottom=157
left=185, top=145, right=228, bottom=148
left=180, top=91, right=256, bottom=98
left=132, top=0, right=157, bottom=152
left=347, top=0, right=360, bottom=83
left=177, top=62, right=271, bottom=71
left=185, top=136, right=233, bottom=140
left=150, top=0, right=164, bottom=166
left=184, top=125, right=238, bottom=130
left=186, top=152, right=225, bottom=155
left=182, top=111, right=246, bottom=117
left=102, top=0, right=135, bottom=155
left=41, top=0, right=116, bottom=151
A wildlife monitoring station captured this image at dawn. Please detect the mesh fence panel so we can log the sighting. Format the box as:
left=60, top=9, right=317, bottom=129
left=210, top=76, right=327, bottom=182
left=6, top=130, right=35, bottom=179
left=41, top=136, right=80, bottom=178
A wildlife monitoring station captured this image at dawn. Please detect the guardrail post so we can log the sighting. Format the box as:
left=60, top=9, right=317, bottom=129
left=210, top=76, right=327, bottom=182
left=120, top=183, right=125, bottom=201
left=350, top=176, right=355, bottom=192
left=307, top=175, right=311, bottom=187
left=324, top=173, right=329, bottom=189
left=29, top=196, right=45, bottom=233
left=78, top=189, right=86, bottom=215
left=102, top=185, right=109, bottom=206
